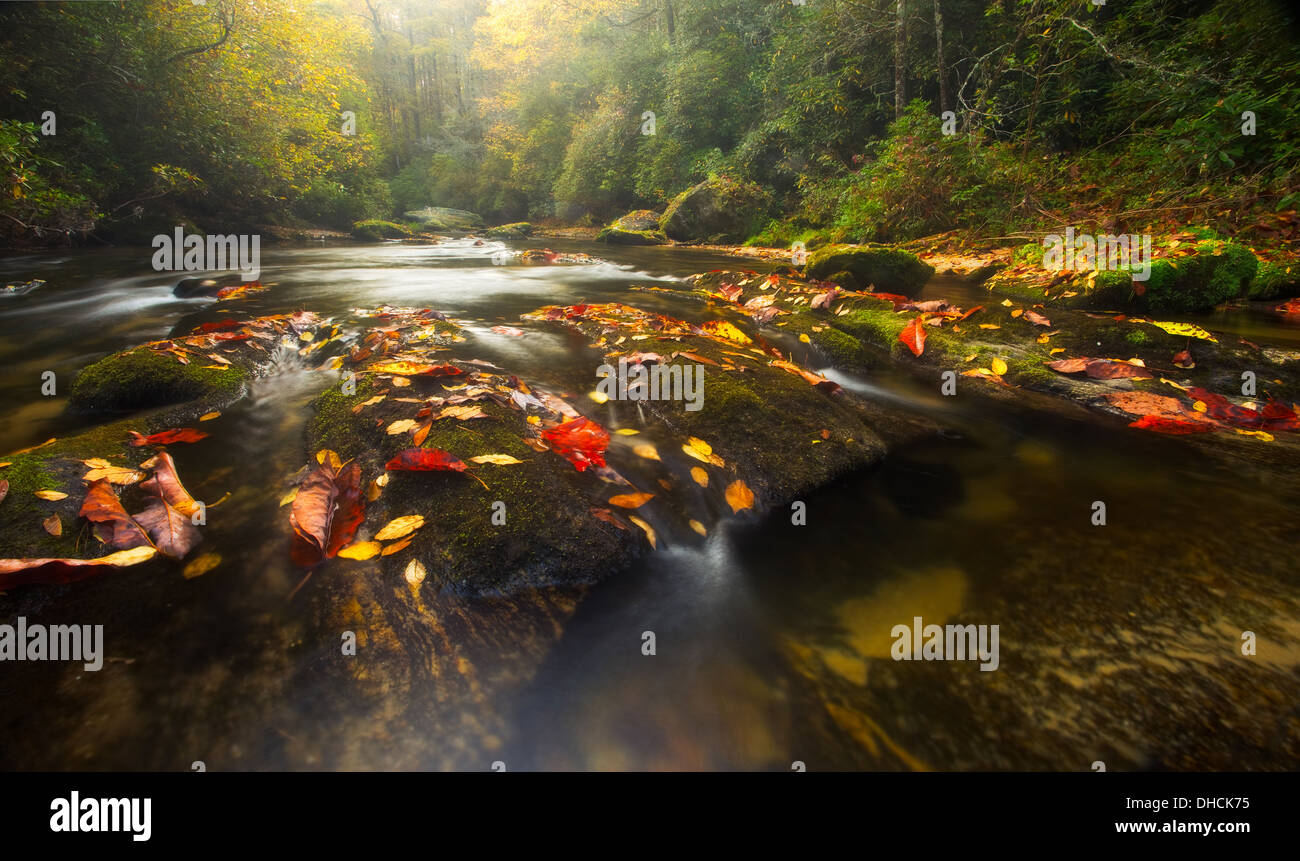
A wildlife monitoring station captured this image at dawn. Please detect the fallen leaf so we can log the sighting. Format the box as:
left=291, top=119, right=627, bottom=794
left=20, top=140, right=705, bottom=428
left=182, top=553, right=221, bottom=579
left=701, top=320, right=753, bottom=345
left=385, top=448, right=468, bottom=472
left=1172, top=350, right=1195, bottom=369
left=614, top=428, right=640, bottom=436
left=689, top=519, right=707, bottom=536
left=82, top=465, right=145, bottom=485
left=127, top=428, right=209, bottom=447
left=138, top=452, right=202, bottom=517
left=725, top=479, right=756, bottom=513
left=134, top=498, right=202, bottom=559
left=34, top=490, right=68, bottom=501
left=628, top=515, right=657, bottom=548
left=632, top=443, right=660, bottom=461
left=608, top=492, right=654, bottom=509
left=541, top=417, right=609, bottom=472
left=316, top=449, right=343, bottom=469
left=1147, top=320, right=1218, bottom=342
left=0, top=546, right=157, bottom=590
left=42, top=514, right=61, bottom=536
left=386, top=419, right=419, bottom=435
left=380, top=535, right=415, bottom=556
left=991, top=357, right=1008, bottom=376
left=199, top=411, right=221, bottom=422
left=404, top=558, right=427, bottom=586
left=470, top=453, right=524, bottom=465
left=338, top=541, right=382, bottom=560
left=374, top=515, right=425, bottom=542
left=899, top=316, right=927, bottom=357
left=288, top=462, right=365, bottom=567
left=1023, top=310, right=1051, bottom=326
left=690, top=467, right=709, bottom=487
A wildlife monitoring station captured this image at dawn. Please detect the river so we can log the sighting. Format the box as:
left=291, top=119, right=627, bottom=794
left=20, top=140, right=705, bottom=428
left=1, top=238, right=1297, bottom=770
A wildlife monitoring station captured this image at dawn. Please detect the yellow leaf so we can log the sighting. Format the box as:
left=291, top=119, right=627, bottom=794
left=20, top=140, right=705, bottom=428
left=628, top=515, right=657, bottom=548
left=183, top=553, right=222, bottom=579
left=391, top=376, right=412, bottom=387
left=1234, top=429, right=1274, bottom=442
left=589, top=390, right=609, bottom=404
left=404, top=558, right=427, bottom=586
left=689, top=519, right=707, bottom=536
left=527, top=415, right=541, bottom=425
left=83, top=466, right=145, bottom=485
left=1050, top=348, right=1065, bottom=355
left=1011, top=308, right=1023, bottom=318
left=799, top=333, right=811, bottom=344
left=991, top=357, right=1008, bottom=376
left=278, top=488, right=298, bottom=507
left=83, top=458, right=112, bottom=469
left=614, top=427, right=638, bottom=435
left=608, top=492, right=655, bottom=509
left=199, top=411, right=221, bottom=422
left=1147, top=320, right=1217, bottom=342
left=979, top=324, right=1000, bottom=330
left=386, top=419, right=418, bottom=435
left=632, top=443, right=660, bottom=461
left=1001, top=299, right=1013, bottom=307
left=1192, top=400, right=1207, bottom=413
left=34, top=490, right=67, bottom=500
left=690, top=466, right=709, bottom=487
left=725, top=479, right=755, bottom=513
left=963, top=354, right=977, bottom=362
left=316, top=449, right=342, bottom=469
left=470, top=454, right=523, bottom=465
left=299, top=331, right=314, bottom=342
left=702, top=320, right=753, bottom=344
left=338, top=541, right=382, bottom=560
left=374, top=515, right=425, bottom=541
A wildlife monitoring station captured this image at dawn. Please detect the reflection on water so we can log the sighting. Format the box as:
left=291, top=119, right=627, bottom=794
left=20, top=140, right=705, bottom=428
left=0, top=240, right=1297, bottom=770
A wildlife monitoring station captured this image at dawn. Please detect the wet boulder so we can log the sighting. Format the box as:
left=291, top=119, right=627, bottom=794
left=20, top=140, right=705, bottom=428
left=485, top=222, right=533, bottom=239
left=173, top=272, right=249, bottom=298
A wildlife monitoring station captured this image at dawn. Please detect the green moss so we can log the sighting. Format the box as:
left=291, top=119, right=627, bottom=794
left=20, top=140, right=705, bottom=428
left=1248, top=258, right=1299, bottom=299
left=596, top=226, right=668, bottom=245
left=485, top=222, right=533, bottom=238
left=70, top=349, right=248, bottom=412
left=833, top=307, right=910, bottom=351
left=1125, top=328, right=1149, bottom=345
left=1012, top=242, right=1046, bottom=265
left=805, top=244, right=934, bottom=296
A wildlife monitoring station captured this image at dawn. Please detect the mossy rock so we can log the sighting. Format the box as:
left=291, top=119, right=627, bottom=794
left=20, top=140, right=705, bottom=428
left=351, top=220, right=413, bottom=241
left=597, top=210, right=668, bottom=245
left=69, top=349, right=248, bottom=413
left=1248, top=258, right=1300, bottom=300
left=660, top=177, right=771, bottom=243
left=989, top=239, right=1258, bottom=313
left=805, top=244, right=934, bottom=297
left=401, top=207, right=485, bottom=233
left=485, top=222, right=533, bottom=239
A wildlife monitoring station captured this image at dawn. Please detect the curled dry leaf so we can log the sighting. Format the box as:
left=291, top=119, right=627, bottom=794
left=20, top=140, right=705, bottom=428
left=899, top=316, right=927, bottom=357
left=42, top=514, right=61, bottom=536
left=139, top=452, right=202, bottom=517
left=133, top=498, right=203, bottom=560
left=288, top=461, right=364, bottom=567
left=0, top=546, right=157, bottom=591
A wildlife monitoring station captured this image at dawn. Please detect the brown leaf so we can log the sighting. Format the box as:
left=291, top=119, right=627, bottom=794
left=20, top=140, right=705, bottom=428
left=0, top=546, right=157, bottom=590
left=725, top=479, right=756, bottom=513
left=138, top=452, right=201, bottom=517
left=42, top=514, right=62, bottom=536
left=133, top=498, right=203, bottom=560
left=79, top=479, right=152, bottom=550
left=608, top=492, right=654, bottom=509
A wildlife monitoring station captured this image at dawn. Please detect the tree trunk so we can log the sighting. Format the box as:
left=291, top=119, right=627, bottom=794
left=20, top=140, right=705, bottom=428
left=933, top=0, right=948, bottom=114
left=894, top=0, right=908, bottom=119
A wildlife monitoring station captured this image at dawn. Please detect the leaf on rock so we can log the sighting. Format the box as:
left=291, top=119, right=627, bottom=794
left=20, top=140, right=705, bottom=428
left=34, top=490, right=68, bottom=500
left=0, top=546, right=157, bottom=591
left=469, top=453, right=524, bottom=465
left=133, top=498, right=203, bottom=560
left=725, top=479, right=756, bottom=513
left=900, top=316, right=927, bottom=357
left=385, top=448, right=468, bottom=472
left=338, top=541, right=382, bottom=560
left=608, top=492, right=654, bottom=509
left=139, top=452, right=202, bottom=517
left=374, top=515, right=425, bottom=542
left=540, top=417, right=609, bottom=472
left=42, top=514, right=61, bottom=536
left=127, top=428, right=209, bottom=447
left=80, top=480, right=152, bottom=550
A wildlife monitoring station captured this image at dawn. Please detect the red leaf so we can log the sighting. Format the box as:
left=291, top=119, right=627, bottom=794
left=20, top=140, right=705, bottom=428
left=540, top=416, right=609, bottom=472
left=899, top=316, right=927, bottom=357
left=128, top=427, right=209, bottom=447
left=1046, top=357, right=1089, bottom=374
left=1129, top=415, right=1220, bottom=434
left=195, top=320, right=242, bottom=333
left=289, top=461, right=366, bottom=567
left=1023, top=310, right=1052, bottom=326
left=384, top=448, right=468, bottom=472
left=1172, top=349, right=1195, bottom=369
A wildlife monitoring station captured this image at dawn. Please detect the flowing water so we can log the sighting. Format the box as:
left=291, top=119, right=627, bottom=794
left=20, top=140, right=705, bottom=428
left=1, top=239, right=1298, bottom=771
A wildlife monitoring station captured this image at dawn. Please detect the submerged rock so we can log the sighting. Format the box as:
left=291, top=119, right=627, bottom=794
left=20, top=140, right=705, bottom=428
left=173, top=272, right=249, bottom=298
left=485, top=222, right=533, bottom=239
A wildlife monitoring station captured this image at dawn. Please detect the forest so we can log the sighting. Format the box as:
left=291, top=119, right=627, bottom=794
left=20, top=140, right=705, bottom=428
left=3, top=0, right=1297, bottom=247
